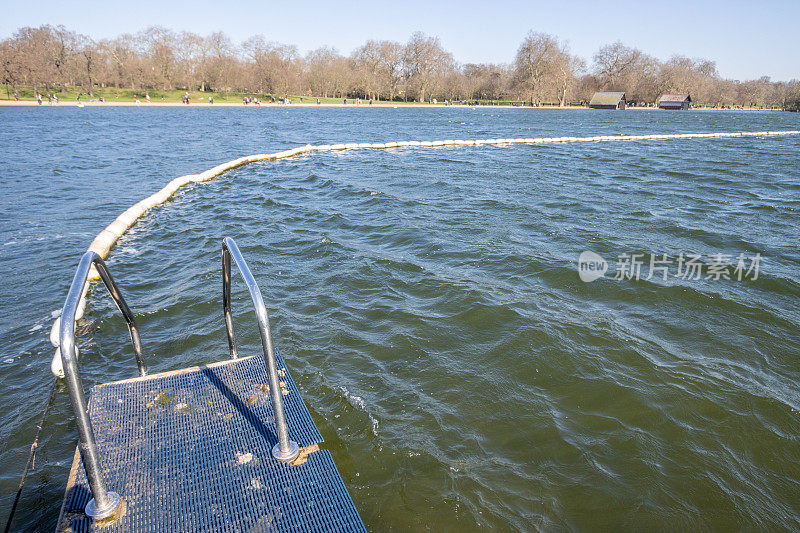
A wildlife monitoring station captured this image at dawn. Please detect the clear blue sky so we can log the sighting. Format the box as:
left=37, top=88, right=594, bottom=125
left=2, top=0, right=798, bottom=81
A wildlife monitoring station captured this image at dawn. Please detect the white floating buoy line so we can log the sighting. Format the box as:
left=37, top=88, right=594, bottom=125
left=47, top=129, right=800, bottom=376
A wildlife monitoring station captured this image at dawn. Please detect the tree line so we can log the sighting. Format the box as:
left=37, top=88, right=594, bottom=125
left=1, top=25, right=798, bottom=108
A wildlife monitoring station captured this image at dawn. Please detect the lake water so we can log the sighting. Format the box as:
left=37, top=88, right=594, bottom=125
left=1, top=106, right=799, bottom=531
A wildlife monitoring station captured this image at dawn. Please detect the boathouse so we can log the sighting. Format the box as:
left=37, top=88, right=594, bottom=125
left=658, top=94, right=692, bottom=110
left=589, top=92, right=626, bottom=110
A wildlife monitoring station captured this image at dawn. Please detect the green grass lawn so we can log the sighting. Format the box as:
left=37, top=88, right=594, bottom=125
left=0, top=84, right=549, bottom=106
left=1, top=85, right=282, bottom=103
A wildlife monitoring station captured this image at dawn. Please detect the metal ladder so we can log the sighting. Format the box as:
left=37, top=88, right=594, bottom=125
left=58, top=237, right=299, bottom=520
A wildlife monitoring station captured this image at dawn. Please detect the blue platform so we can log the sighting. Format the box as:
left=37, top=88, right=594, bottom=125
left=57, top=352, right=366, bottom=532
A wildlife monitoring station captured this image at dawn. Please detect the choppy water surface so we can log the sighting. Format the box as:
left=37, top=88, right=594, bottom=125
left=1, top=107, right=799, bottom=531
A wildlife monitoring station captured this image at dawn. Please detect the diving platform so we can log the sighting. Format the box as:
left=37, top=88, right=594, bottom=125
left=54, top=238, right=365, bottom=532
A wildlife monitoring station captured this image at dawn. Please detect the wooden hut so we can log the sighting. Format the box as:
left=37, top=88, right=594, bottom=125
left=658, top=94, right=692, bottom=110
left=589, top=92, right=626, bottom=109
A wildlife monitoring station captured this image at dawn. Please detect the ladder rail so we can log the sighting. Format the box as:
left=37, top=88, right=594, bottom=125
left=59, top=251, right=146, bottom=519
left=222, top=237, right=300, bottom=463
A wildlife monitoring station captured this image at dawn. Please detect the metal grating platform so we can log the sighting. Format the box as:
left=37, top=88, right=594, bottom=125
left=58, top=352, right=366, bottom=532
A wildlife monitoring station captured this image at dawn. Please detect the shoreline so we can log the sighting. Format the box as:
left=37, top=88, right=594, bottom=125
left=0, top=100, right=784, bottom=111
left=0, top=100, right=580, bottom=109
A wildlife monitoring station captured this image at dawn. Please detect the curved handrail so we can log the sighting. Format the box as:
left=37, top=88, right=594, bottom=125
left=222, top=237, right=300, bottom=463
left=59, top=251, right=146, bottom=519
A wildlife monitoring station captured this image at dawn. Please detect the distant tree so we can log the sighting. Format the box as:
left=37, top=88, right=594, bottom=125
left=11, top=26, right=62, bottom=95
left=770, top=80, right=799, bottom=110
left=557, top=55, right=585, bottom=106
left=657, top=56, right=719, bottom=105
left=0, top=24, right=792, bottom=107
left=463, top=63, right=510, bottom=100
left=785, top=82, right=800, bottom=111
left=243, top=35, right=298, bottom=94
left=593, top=41, right=641, bottom=89
left=441, top=69, right=469, bottom=101
left=76, top=34, right=98, bottom=96
left=172, top=32, right=203, bottom=90
left=403, top=31, right=453, bottom=103
left=512, top=31, right=575, bottom=105
left=593, top=41, right=660, bottom=103
left=352, top=40, right=382, bottom=100
left=139, top=27, right=179, bottom=90
left=575, top=74, right=600, bottom=103
left=352, top=39, right=410, bottom=101
left=0, top=36, right=21, bottom=96
left=203, top=31, right=237, bottom=94
left=377, top=40, right=405, bottom=101
left=305, top=47, right=343, bottom=98
left=51, top=25, right=78, bottom=90
left=99, top=34, right=137, bottom=89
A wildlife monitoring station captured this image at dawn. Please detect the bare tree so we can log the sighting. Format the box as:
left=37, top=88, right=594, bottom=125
left=403, top=31, right=453, bottom=103
left=0, top=24, right=793, bottom=108
left=51, top=25, right=78, bottom=91
left=593, top=41, right=660, bottom=103
left=203, top=31, right=238, bottom=95
left=11, top=26, right=64, bottom=95
left=243, top=35, right=299, bottom=94
left=305, top=47, right=340, bottom=98
left=75, top=34, right=98, bottom=96
left=557, top=55, right=585, bottom=106
left=98, top=34, right=136, bottom=89
left=593, top=41, right=641, bottom=89
left=464, top=63, right=510, bottom=100
left=139, top=27, right=179, bottom=90
left=512, top=31, right=574, bottom=105
left=377, top=40, right=405, bottom=101
left=352, top=40, right=382, bottom=100
left=0, top=38, right=21, bottom=97
left=657, top=56, right=720, bottom=105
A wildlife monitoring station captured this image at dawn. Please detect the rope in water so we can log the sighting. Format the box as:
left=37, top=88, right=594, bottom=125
left=3, top=379, right=58, bottom=533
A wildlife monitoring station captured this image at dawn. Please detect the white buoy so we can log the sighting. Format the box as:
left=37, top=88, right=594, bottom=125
left=75, top=296, right=86, bottom=320
left=62, top=127, right=800, bottom=320
left=49, top=316, right=61, bottom=347
left=51, top=345, right=78, bottom=378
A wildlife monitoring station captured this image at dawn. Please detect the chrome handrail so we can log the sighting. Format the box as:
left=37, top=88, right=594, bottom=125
left=60, top=251, right=146, bottom=519
left=222, top=237, right=300, bottom=463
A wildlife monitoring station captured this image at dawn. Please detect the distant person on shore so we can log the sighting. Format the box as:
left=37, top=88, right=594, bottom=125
left=77, top=94, right=81, bottom=103
left=317, top=98, right=320, bottom=105
left=134, top=95, right=140, bottom=103
left=146, top=93, right=150, bottom=103
left=343, top=98, right=347, bottom=105
left=36, top=93, right=42, bottom=105
left=54, top=95, right=59, bottom=104
left=209, top=96, right=213, bottom=104
left=13, top=92, right=18, bottom=101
